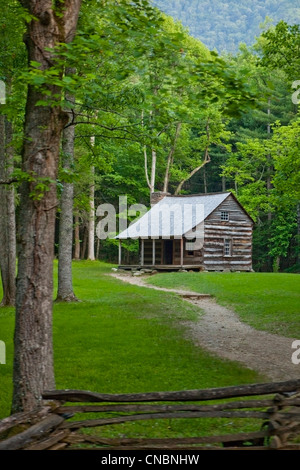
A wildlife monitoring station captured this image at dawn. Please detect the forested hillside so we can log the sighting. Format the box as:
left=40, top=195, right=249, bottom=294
left=153, top=0, right=299, bottom=52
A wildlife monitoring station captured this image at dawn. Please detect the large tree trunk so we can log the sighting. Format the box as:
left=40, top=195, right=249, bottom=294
left=12, top=0, right=81, bottom=414
left=56, top=79, right=78, bottom=302
left=0, top=116, right=16, bottom=307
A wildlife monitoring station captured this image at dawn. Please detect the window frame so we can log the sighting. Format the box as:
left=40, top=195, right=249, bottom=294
left=221, top=211, right=229, bottom=221
left=185, top=241, right=195, bottom=252
left=224, top=238, right=232, bottom=257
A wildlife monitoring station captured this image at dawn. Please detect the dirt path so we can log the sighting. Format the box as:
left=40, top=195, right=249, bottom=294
left=111, top=272, right=299, bottom=382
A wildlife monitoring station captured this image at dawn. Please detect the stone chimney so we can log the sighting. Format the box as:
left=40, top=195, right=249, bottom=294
left=150, top=191, right=171, bottom=206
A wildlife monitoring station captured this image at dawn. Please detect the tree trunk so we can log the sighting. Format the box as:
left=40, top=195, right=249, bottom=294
left=222, top=175, right=226, bottom=192
left=203, top=165, right=207, bottom=193
left=150, top=149, right=156, bottom=194
left=12, top=0, right=81, bottom=413
left=175, top=154, right=211, bottom=195
left=81, top=225, right=88, bottom=259
left=0, top=116, right=16, bottom=307
left=74, top=214, right=81, bottom=260
left=56, top=81, right=78, bottom=302
left=87, top=165, right=95, bottom=261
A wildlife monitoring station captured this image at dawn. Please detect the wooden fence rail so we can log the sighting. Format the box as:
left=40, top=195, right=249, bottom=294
left=1, top=379, right=300, bottom=450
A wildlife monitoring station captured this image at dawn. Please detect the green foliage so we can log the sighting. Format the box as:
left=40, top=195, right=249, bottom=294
left=220, top=39, right=298, bottom=271
left=260, top=21, right=300, bottom=80
left=1, top=0, right=298, bottom=272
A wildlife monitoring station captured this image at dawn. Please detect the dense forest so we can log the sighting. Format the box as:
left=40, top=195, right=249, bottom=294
left=0, top=0, right=299, bottom=414
left=153, top=0, right=299, bottom=52
left=0, top=0, right=299, bottom=303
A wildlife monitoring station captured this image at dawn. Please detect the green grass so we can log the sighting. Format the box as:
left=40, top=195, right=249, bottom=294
left=0, top=262, right=275, bottom=440
left=146, top=271, right=300, bottom=338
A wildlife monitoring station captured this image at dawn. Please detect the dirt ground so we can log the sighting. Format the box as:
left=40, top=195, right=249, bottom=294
left=110, top=271, right=299, bottom=382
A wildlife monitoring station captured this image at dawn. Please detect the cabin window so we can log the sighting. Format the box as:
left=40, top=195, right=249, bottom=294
left=185, top=241, right=195, bottom=256
left=185, top=241, right=195, bottom=251
left=224, top=239, right=232, bottom=257
left=221, top=211, right=229, bottom=221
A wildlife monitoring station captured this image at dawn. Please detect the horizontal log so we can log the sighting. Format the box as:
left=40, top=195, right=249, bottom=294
left=23, top=429, right=70, bottom=451
left=64, top=428, right=270, bottom=446
left=203, top=255, right=251, bottom=259
left=280, top=444, right=300, bottom=450
left=62, top=410, right=273, bottom=430
left=0, top=414, right=64, bottom=450
left=205, top=225, right=252, bottom=231
left=55, top=398, right=284, bottom=415
left=0, top=406, right=53, bottom=436
left=204, top=248, right=251, bottom=254
left=272, top=412, right=300, bottom=421
left=204, top=260, right=252, bottom=265
left=43, top=380, right=300, bottom=403
left=49, top=442, right=68, bottom=450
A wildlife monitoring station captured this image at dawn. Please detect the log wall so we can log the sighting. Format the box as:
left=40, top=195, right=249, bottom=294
left=203, top=194, right=253, bottom=272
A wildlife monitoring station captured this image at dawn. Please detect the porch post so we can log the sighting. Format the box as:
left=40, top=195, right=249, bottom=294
left=118, top=239, right=122, bottom=266
left=180, top=237, right=184, bottom=267
left=141, top=238, right=144, bottom=266
left=152, top=239, right=156, bottom=266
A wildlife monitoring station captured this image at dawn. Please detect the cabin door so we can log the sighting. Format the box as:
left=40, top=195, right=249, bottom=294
left=164, top=240, right=173, bottom=265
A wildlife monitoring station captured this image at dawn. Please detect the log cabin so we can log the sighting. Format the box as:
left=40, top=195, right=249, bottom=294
left=116, top=191, right=254, bottom=272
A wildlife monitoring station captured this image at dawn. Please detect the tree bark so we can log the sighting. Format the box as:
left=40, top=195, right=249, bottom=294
left=203, top=165, right=207, bottom=193
left=0, top=116, right=16, bottom=307
left=74, top=214, right=81, bottom=260
left=87, top=165, right=95, bottom=261
left=56, top=80, right=78, bottom=302
left=150, top=149, right=156, bottom=194
left=12, top=0, right=82, bottom=413
left=81, top=224, right=88, bottom=259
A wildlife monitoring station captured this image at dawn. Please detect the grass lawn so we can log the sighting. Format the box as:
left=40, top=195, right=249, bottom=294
left=0, top=261, right=267, bottom=440
left=146, top=271, right=300, bottom=338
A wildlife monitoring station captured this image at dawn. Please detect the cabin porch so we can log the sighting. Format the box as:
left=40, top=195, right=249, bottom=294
left=117, top=238, right=204, bottom=271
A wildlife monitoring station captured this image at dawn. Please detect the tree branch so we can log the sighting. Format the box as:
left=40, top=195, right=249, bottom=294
left=174, top=118, right=211, bottom=195
left=163, top=122, right=182, bottom=193
left=144, top=146, right=151, bottom=190
left=0, top=178, right=18, bottom=185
